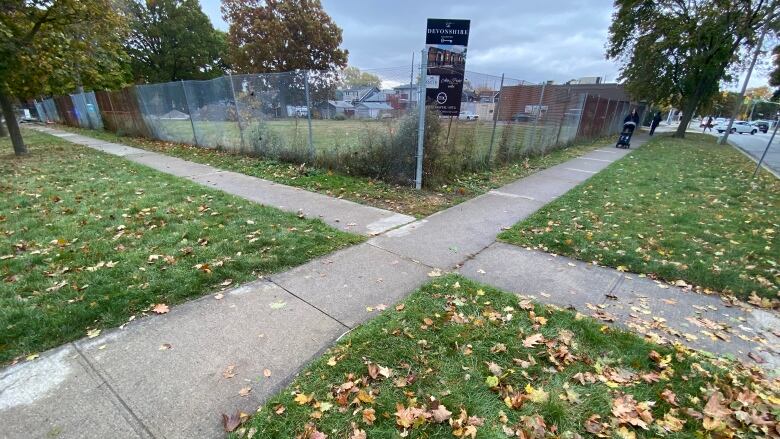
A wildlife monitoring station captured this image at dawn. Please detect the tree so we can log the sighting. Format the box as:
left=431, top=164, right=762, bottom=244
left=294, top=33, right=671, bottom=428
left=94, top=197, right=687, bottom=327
left=0, top=0, right=129, bottom=155
left=770, top=45, right=780, bottom=99
left=125, top=0, right=228, bottom=83
left=221, top=0, right=348, bottom=74
left=341, top=67, right=381, bottom=89
left=607, top=0, right=770, bottom=138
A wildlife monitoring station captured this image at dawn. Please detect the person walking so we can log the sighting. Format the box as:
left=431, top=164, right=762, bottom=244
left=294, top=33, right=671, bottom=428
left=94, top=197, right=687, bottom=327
left=622, top=108, right=639, bottom=135
left=703, top=116, right=714, bottom=132
left=649, top=111, right=662, bottom=135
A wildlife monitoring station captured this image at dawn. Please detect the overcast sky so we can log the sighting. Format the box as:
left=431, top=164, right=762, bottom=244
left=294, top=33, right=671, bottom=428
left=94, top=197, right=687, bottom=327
left=200, top=0, right=772, bottom=88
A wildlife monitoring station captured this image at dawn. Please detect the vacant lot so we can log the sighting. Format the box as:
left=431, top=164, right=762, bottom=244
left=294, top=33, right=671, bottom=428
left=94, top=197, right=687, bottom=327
left=58, top=125, right=610, bottom=217
left=0, top=130, right=361, bottom=364
left=500, top=134, right=779, bottom=303
left=234, top=275, right=779, bottom=438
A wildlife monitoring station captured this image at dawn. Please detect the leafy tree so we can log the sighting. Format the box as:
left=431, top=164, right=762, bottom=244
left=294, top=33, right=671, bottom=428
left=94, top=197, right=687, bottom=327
left=607, top=0, right=770, bottom=137
left=221, top=0, right=348, bottom=74
left=770, top=45, right=780, bottom=99
left=0, top=0, right=129, bottom=155
left=341, top=67, right=381, bottom=89
left=125, top=0, right=228, bottom=83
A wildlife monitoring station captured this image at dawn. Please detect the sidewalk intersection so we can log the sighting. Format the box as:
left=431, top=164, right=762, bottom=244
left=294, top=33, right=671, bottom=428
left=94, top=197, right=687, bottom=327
left=2, top=128, right=777, bottom=438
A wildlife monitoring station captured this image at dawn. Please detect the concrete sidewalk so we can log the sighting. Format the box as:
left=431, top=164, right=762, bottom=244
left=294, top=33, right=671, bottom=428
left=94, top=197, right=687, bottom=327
left=3, top=130, right=777, bottom=438
left=29, top=126, right=415, bottom=236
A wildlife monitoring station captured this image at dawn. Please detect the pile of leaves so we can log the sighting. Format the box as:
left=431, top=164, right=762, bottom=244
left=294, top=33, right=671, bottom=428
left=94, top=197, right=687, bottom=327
left=499, top=134, right=779, bottom=305
left=230, top=275, right=780, bottom=438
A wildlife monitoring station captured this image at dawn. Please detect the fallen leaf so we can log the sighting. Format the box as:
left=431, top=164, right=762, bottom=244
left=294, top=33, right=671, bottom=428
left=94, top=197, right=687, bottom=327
left=87, top=328, right=101, bottom=338
left=263, top=368, right=272, bottom=378
left=294, top=393, right=313, bottom=405
left=159, top=343, right=172, bottom=350
left=214, top=293, right=224, bottom=300
left=431, top=403, right=452, bottom=422
left=221, top=411, right=244, bottom=432
left=222, top=364, right=236, bottom=379
left=523, top=333, right=544, bottom=348
left=238, top=386, right=252, bottom=397
left=152, top=303, right=169, bottom=314
left=362, top=408, right=376, bottom=425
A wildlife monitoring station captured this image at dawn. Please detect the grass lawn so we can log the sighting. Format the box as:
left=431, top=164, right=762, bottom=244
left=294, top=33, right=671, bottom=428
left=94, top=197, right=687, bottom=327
left=499, top=134, right=779, bottom=304
left=231, top=275, right=780, bottom=438
left=0, top=130, right=362, bottom=364
left=56, top=125, right=611, bottom=218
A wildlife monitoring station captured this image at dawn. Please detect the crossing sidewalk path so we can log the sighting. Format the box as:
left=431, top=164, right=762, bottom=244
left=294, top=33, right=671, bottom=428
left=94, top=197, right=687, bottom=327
left=2, top=129, right=778, bottom=439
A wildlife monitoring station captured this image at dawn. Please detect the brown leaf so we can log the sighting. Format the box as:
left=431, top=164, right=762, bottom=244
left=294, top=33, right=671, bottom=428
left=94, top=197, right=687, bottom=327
left=523, top=333, right=544, bottom=348
left=703, top=392, right=732, bottom=420
left=431, top=403, right=452, bottom=423
left=490, top=343, right=507, bottom=353
left=238, top=386, right=251, bottom=397
left=486, top=361, right=503, bottom=376
left=362, top=408, right=376, bottom=425
left=151, top=303, right=169, bottom=314
left=263, top=368, right=272, bottom=378
left=221, top=412, right=243, bottom=432
left=222, top=364, right=236, bottom=379
left=661, top=389, right=678, bottom=406
left=367, top=363, right=379, bottom=379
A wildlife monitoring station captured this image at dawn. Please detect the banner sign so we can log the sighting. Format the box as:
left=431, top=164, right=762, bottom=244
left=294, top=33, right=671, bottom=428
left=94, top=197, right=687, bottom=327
left=425, top=18, right=470, bottom=116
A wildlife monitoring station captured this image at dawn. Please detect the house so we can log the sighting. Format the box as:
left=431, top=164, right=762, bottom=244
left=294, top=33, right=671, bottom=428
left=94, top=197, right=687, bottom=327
left=392, top=83, right=419, bottom=109
left=339, top=87, right=381, bottom=105
left=320, top=100, right=355, bottom=119
left=355, top=102, right=393, bottom=119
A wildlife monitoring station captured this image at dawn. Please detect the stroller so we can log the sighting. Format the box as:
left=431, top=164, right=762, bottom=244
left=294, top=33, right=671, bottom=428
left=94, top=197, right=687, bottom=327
left=616, top=121, right=636, bottom=149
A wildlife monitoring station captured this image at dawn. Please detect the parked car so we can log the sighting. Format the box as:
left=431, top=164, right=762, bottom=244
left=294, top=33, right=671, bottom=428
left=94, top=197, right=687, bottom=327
left=751, top=120, right=770, bottom=133
left=459, top=111, right=478, bottom=121
left=715, top=120, right=757, bottom=134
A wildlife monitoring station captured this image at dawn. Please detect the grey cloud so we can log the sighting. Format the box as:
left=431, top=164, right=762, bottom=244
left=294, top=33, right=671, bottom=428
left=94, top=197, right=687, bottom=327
left=201, top=0, right=623, bottom=83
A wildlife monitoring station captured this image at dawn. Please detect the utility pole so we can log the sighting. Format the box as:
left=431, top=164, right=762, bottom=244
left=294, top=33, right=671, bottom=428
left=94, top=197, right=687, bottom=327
left=720, top=3, right=777, bottom=144
left=753, top=115, right=779, bottom=178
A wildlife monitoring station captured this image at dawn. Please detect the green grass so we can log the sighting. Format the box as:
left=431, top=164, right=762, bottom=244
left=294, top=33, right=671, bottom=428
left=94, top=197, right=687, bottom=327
left=0, top=130, right=363, bottom=364
left=232, top=275, right=779, bottom=438
left=499, top=134, right=779, bottom=303
left=57, top=125, right=611, bottom=218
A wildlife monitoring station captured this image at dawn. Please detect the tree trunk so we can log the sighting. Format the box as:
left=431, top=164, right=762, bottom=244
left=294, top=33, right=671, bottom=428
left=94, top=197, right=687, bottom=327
left=0, top=84, right=27, bottom=155
left=674, top=96, right=700, bottom=138
left=0, top=113, right=7, bottom=137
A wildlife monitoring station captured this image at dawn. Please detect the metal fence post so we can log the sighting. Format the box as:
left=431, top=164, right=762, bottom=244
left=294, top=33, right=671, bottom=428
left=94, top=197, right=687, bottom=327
left=415, top=48, right=427, bottom=190
left=487, top=73, right=505, bottom=166
left=303, top=70, right=315, bottom=159
left=181, top=79, right=200, bottom=147
left=409, top=52, right=415, bottom=111
left=532, top=82, right=546, bottom=148
left=228, top=74, right=247, bottom=152
left=575, top=93, right=587, bottom=140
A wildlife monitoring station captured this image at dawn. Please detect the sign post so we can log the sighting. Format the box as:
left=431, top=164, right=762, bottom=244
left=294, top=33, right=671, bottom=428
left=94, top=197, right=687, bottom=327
left=425, top=18, right=471, bottom=116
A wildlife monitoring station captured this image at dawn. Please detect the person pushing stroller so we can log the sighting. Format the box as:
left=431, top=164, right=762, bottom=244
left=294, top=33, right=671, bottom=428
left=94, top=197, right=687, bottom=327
left=616, top=108, right=639, bottom=148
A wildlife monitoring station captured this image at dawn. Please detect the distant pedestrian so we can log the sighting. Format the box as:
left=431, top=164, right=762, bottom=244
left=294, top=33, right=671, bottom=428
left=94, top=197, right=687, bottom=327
left=649, top=111, right=662, bottom=135
left=703, top=116, right=714, bottom=132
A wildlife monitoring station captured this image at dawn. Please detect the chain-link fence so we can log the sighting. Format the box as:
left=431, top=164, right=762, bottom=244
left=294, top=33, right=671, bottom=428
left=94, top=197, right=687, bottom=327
left=36, top=60, right=643, bottom=188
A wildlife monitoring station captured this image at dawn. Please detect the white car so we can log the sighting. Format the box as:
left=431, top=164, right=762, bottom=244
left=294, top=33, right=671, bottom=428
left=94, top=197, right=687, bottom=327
left=715, top=120, right=757, bottom=134
left=459, top=111, right=479, bottom=121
